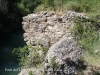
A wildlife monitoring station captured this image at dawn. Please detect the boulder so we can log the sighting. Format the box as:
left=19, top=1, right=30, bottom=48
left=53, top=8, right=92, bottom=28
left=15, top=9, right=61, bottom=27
left=44, top=37, right=82, bottom=75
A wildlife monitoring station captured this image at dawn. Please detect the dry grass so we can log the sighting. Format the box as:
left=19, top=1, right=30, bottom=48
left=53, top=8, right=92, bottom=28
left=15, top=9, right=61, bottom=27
left=84, top=52, right=100, bottom=66
left=84, top=37, right=100, bottom=67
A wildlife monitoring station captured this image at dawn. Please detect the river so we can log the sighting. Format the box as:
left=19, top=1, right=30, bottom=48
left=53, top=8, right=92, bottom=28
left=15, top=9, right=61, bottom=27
left=0, top=29, right=26, bottom=75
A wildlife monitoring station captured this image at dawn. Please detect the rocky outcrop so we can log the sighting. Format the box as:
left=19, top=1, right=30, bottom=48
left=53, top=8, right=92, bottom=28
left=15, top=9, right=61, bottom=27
left=44, top=37, right=82, bottom=75
left=21, top=11, right=89, bottom=75
left=22, top=11, right=88, bottom=47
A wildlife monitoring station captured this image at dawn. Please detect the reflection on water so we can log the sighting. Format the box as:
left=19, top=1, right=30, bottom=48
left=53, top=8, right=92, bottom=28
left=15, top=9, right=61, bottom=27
left=0, top=29, right=26, bottom=75
left=0, top=62, right=20, bottom=75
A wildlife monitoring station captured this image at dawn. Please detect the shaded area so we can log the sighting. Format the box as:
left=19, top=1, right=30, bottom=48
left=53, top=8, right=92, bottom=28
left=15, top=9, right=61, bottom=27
left=0, top=27, right=26, bottom=75
left=76, top=59, right=100, bottom=75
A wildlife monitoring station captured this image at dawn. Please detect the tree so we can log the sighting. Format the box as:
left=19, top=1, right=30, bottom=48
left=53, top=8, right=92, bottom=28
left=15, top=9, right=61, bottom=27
left=0, top=0, right=8, bottom=13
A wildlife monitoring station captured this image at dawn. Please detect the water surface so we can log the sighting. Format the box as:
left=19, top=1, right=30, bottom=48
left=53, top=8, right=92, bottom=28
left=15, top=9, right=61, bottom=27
left=0, top=29, right=26, bottom=75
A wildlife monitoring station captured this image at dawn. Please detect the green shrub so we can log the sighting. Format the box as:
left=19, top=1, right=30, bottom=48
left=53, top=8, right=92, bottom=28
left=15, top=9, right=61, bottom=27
left=12, top=45, right=29, bottom=66
left=12, top=40, right=48, bottom=67
left=35, top=0, right=100, bottom=14
left=26, top=41, right=48, bottom=67
left=17, top=0, right=42, bottom=14
left=28, top=70, right=33, bottom=75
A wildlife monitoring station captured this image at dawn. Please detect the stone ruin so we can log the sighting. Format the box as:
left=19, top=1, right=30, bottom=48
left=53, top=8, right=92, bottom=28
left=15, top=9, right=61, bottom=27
left=22, top=11, right=88, bottom=47
left=21, top=11, right=89, bottom=75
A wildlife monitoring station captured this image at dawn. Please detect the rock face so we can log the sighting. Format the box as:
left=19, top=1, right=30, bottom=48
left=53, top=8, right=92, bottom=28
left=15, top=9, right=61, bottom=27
left=22, top=11, right=88, bottom=47
left=44, top=37, right=82, bottom=75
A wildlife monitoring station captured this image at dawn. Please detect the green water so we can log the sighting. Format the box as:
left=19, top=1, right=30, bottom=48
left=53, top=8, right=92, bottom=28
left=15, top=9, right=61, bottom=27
left=0, top=29, right=26, bottom=75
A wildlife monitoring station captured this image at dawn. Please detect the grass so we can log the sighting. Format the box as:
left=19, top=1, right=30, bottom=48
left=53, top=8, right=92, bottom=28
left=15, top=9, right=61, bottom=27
left=71, top=16, right=100, bottom=67
left=70, top=12, right=100, bottom=75
left=84, top=52, right=100, bottom=66
left=34, top=0, right=100, bottom=16
left=84, top=37, right=100, bottom=66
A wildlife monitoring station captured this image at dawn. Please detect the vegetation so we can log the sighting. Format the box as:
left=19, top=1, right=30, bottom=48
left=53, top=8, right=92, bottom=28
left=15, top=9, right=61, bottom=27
left=35, top=0, right=100, bottom=14
left=1, top=0, right=100, bottom=74
left=0, top=0, right=100, bottom=29
left=17, top=0, right=42, bottom=14
left=72, top=18, right=99, bottom=52
left=12, top=45, right=29, bottom=66
left=0, top=0, right=42, bottom=30
left=12, top=40, right=48, bottom=68
left=28, top=70, right=33, bottom=75
left=50, top=57, right=58, bottom=71
left=71, top=17, right=100, bottom=66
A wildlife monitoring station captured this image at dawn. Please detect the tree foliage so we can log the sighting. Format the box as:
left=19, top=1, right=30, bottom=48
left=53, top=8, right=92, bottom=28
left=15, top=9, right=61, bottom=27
left=17, top=0, right=42, bottom=13
left=0, top=0, right=43, bottom=30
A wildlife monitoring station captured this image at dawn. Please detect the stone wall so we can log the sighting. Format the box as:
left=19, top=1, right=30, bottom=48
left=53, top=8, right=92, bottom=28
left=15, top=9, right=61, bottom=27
left=22, top=11, right=89, bottom=47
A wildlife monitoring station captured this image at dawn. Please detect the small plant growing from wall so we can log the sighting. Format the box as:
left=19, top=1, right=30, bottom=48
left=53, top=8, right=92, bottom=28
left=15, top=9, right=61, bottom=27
left=28, top=70, right=33, bottom=75
left=50, top=57, right=58, bottom=71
